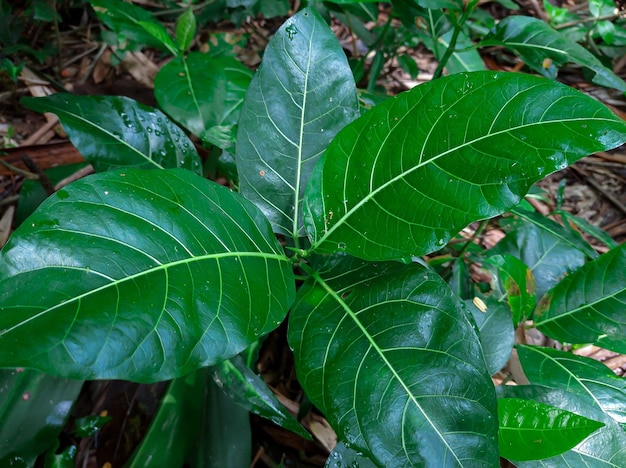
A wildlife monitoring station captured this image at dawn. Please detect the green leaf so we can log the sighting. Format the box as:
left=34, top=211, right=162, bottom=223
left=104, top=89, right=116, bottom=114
left=326, top=441, right=377, bottom=467
left=498, top=398, right=604, bottom=461
left=211, top=355, right=311, bottom=439
left=305, top=71, right=626, bottom=261
left=22, top=94, right=201, bottom=174
left=489, top=219, right=586, bottom=299
left=499, top=385, right=626, bottom=466
left=0, top=369, right=82, bottom=466
left=176, top=8, right=196, bottom=52
left=482, top=16, right=626, bottom=92
left=90, top=0, right=179, bottom=55
left=510, top=205, right=598, bottom=259
left=154, top=54, right=253, bottom=140
left=466, top=298, right=514, bottom=375
left=236, top=7, right=359, bottom=242
left=289, top=255, right=498, bottom=466
left=74, top=414, right=112, bottom=437
left=483, top=254, right=536, bottom=326
left=127, top=369, right=206, bottom=467
left=556, top=208, right=618, bottom=250
left=535, top=244, right=626, bottom=354
left=0, top=169, right=294, bottom=382
left=517, top=345, right=626, bottom=424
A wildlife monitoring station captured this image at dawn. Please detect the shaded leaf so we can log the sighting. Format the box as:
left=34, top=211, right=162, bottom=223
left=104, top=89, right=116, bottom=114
left=535, top=244, right=626, bottom=353
left=484, top=253, right=536, bottom=325
left=498, top=398, right=604, bottom=461
left=499, top=385, right=626, bottom=466
left=0, top=369, right=82, bottom=466
left=305, top=71, right=626, bottom=261
left=236, top=7, right=359, bottom=242
left=0, top=169, right=294, bottom=382
left=211, top=355, right=311, bottom=439
left=22, top=94, right=201, bottom=174
left=510, top=206, right=598, bottom=259
left=517, top=345, right=626, bottom=423
left=466, top=298, right=514, bottom=375
left=489, top=219, right=586, bottom=299
left=482, top=16, right=626, bottom=92
left=289, top=255, right=498, bottom=467
left=127, top=369, right=206, bottom=467
left=90, top=0, right=178, bottom=55
left=325, top=441, right=376, bottom=467
left=154, top=54, right=253, bottom=140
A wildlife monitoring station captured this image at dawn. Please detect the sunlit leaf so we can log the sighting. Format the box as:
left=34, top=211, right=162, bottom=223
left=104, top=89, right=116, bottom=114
left=498, top=398, right=604, bottom=461
left=0, top=169, right=294, bottom=382
left=289, top=255, right=498, bottom=466
left=305, top=71, right=626, bottom=261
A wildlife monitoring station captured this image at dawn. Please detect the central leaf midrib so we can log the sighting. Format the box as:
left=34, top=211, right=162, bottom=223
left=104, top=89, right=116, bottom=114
left=313, top=116, right=613, bottom=248
left=0, top=251, right=288, bottom=337
left=311, top=271, right=462, bottom=464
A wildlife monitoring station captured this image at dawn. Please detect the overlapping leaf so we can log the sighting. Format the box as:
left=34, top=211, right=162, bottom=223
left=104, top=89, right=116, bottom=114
left=500, top=385, right=626, bottom=466
left=498, top=398, right=604, bottom=461
left=305, top=71, right=626, bottom=261
left=289, top=255, right=498, bottom=467
left=482, top=16, right=626, bottom=92
left=23, top=94, right=201, bottom=173
left=518, top=345, right=626, bottom=423
left=236, top=7, right=359, bottom=242
left=535, top=244, right=626, bottom=353
left=0, top=169, right=294, bottom=382
left=154, top=54, right=253, bottom=142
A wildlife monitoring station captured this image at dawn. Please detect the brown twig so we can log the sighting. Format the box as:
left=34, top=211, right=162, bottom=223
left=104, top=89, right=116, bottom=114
left=21, top=154, right=55, bottom=195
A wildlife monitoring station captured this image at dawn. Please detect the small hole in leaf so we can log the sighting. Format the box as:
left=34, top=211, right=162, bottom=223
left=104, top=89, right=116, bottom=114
left=341, top=290, right=352, bottom=299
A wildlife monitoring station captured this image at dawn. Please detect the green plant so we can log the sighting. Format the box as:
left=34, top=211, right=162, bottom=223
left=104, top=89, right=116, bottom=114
left=2, top=2, right=626, bottom=466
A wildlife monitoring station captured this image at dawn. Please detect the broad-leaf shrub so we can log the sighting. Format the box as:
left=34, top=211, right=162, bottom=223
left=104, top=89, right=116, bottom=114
left=2, top=6, right=626, bottom=466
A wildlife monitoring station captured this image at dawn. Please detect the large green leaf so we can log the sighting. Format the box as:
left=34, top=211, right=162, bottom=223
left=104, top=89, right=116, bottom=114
left=0, top=369, right=83, bottom=466
left=0, top=169, right=294, bottom=382
left=90, top=0, right=179, bottom=55
left=498, top=398, right=604, bottom=461
left=289, top=255, right=498, bottom=466
left=304, top=71, right=626, bottom=261
left=482, top=16, right=626, bottom=92
left=22, top=95, right=201, bottom=174
left=499, top=385, right=626, bottom=466
left=517, top=345, right=626, bottom=424
left=535, top=244, right=626, bottom=353
left=236, top=7, right=359, bottom=243
left=154, top=54, right=253, bottom=141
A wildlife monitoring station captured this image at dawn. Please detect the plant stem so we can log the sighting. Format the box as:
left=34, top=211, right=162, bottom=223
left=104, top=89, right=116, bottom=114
left=555, top=11, right=626, bottom=30
left=457, top=219, right=489, bottom=258
left=432, top=2, right=477, bottom=79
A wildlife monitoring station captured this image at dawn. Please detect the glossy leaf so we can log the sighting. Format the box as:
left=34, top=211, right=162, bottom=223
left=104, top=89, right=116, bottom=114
left=0, top=169, right=294, bottom=382
left=305, top=71, right=626, bottom=261
left=127, top=369, right=206, bottom=467
left=517, top=345, right=626, bottom=423
left=489, top=219, right=586, bottom=299
left=326, top=441, right=376, bottom=467
left=535, top=244, right=626, bottom=353
left=0, top=369, right=82, bottom=466
left=22, top=94, right=201, bottom=174
left=484, top=254, right=536, bottom=326
left=498, top=398, right=604, bottom=461
left=289, top=255, right=498, bottom=466
left=499, top=385, right=626, bottom=466
left=466, top=298, right=514, bottom=375
left=90, top=0, right=178, bottom=55
left=482, top=16, right=626, bottom=92
left=510, top=206, right=598, bottom=259
left=211, top=355, right=311, bottom=439
left=236, top=7, right=359, bottom=242
left=154, top=54, right=253, bottom=140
